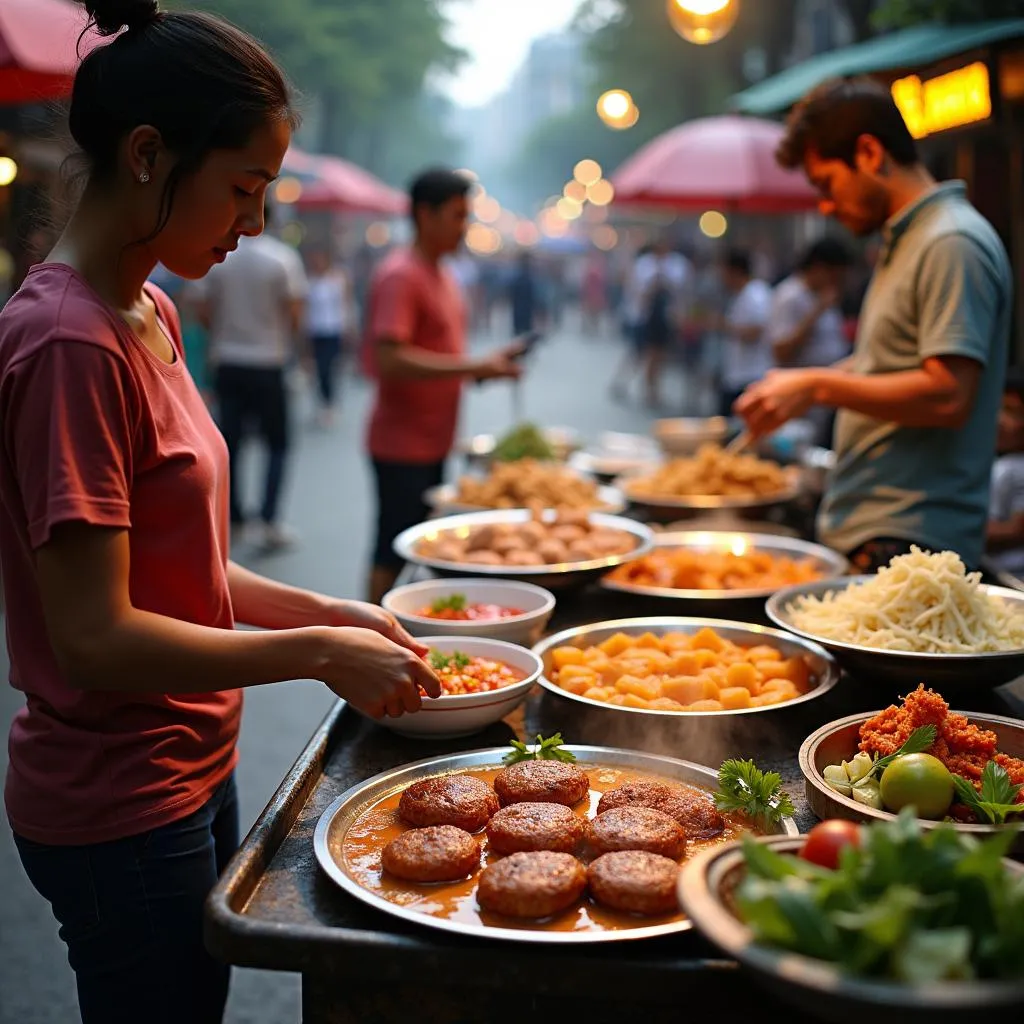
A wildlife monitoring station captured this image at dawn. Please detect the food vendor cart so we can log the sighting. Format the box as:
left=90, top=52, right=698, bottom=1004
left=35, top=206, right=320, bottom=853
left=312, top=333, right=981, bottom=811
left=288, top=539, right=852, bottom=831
left=204, top=573, right=1024, bottom=1024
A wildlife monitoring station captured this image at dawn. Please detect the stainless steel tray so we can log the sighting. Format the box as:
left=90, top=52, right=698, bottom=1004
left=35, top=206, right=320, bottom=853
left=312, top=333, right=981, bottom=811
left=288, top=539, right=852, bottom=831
left=617, top=466, right=803, bottom=514
left=767, top=577, right=1024, bottom=693
left=533, top=617, right=840, bottom=719
left=312, top=744, right=798, bottom=945
left=393, top=509, right=655, bottom=590
left=601, top=531, right=849, bottom=602
left=423, top=482, right=627, bottom=516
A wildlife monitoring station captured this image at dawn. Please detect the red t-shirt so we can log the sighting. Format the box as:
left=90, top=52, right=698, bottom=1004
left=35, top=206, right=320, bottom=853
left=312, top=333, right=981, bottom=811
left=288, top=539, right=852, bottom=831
left=0, top=264, right=239, bottom=845
left=364, top=247, right=466, bottom=464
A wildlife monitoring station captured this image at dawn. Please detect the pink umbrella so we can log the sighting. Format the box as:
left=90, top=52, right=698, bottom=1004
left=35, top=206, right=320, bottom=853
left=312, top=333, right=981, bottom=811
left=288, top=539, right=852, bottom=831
left=611, top=115, right=818, bottom=214
left=0, top=0, right=102, bottom=104
left=282, top=147, right=407, bottom=217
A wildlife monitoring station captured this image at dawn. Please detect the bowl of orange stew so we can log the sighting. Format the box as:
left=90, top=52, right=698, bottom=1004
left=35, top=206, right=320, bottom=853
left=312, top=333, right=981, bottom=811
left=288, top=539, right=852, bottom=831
left=382, top=578, right=556, bottom=646
left=365, top=636, right=544, bottom=739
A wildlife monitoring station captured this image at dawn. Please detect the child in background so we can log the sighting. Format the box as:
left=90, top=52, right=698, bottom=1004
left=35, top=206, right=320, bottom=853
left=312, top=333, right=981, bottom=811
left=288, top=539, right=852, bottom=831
left=985, top=368, right=1024, bottom=575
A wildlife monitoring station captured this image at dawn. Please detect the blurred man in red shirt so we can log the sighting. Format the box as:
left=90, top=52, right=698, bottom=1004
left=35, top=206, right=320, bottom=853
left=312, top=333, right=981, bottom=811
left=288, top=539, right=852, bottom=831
left=364, top=168, right=523, bottom=603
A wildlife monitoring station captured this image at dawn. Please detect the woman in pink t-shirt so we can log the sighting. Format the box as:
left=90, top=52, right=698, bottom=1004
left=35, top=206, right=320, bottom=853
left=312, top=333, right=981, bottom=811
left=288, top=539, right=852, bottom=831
left=0, top=4, right=440, bottom=1022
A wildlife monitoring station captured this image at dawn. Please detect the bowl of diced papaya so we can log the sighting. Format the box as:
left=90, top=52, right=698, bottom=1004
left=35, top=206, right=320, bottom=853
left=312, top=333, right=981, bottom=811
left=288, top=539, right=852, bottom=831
left=532, top=618, right=839, bottom=717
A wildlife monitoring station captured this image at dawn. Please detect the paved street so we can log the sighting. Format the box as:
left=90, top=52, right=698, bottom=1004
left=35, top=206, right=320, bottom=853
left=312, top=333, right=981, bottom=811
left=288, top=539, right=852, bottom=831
left=0, top=311, right=712, bottom=1024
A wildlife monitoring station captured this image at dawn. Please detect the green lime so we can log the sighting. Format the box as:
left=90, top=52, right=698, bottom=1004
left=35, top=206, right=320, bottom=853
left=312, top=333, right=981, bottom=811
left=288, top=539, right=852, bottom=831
left=879, top=753, right=954, bottom=820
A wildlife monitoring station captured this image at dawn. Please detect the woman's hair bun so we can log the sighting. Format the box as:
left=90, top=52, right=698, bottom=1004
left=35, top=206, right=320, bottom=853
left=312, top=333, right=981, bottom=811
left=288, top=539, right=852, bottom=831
left=83, top=0, right=160, bottom=37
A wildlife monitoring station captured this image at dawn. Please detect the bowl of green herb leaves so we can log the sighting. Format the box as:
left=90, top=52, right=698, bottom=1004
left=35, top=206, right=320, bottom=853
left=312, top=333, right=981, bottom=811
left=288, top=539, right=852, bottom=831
left=679, top=809, right=1024, bottom=1024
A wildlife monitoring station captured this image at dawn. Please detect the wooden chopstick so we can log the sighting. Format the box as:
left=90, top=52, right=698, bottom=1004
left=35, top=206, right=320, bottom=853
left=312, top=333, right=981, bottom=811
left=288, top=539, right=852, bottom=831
left=724, top=431, right=752, bottom=455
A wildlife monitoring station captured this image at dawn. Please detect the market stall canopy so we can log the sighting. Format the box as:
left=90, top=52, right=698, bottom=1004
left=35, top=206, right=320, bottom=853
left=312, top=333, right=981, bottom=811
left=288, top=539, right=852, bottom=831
left=281, top=147, right=408, bottom=216
left=731, top=19, right=1024, bottom=116
left=610, top=115, right=818, bottom=214
left=0, top=0, right=101, bottom=103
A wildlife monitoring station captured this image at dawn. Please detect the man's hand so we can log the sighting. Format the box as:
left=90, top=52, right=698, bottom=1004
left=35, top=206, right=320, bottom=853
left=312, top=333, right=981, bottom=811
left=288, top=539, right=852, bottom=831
left=734, top=368, right=820, bottom=438
left=471, top=343, right=526, bottom=383
left=325, top=599, right=429, bottom=658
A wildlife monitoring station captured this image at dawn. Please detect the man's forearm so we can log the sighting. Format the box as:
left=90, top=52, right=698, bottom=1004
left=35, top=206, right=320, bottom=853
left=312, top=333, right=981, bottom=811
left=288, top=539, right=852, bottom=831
left=812, top=367, right=968, bottom=427
left=376, top=342, right=478, bottom=380
left=228, top=561, right=337, bottom=629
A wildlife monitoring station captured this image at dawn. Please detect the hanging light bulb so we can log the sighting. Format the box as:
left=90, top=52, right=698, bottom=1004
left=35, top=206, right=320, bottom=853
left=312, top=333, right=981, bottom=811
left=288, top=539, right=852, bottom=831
left=667, top=0, right=739, bottom=45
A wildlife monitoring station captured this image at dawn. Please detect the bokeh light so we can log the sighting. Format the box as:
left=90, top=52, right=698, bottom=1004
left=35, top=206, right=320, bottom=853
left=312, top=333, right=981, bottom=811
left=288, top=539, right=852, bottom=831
left=365, top=222, right=391, bottom=248
left=274, top=176, right=303, bottom=204
left=556, top=197, right=583, bottom=221
left=514, top=221, right=541, bottom=247
left=699, top=210, right=729, bottom=238
left=280, top=221, right=305, bottom=247
left=597, top=89, right=638, bottom=129
left=0, top=157, right=20, bottom=187
left=539, top=208, right=569, bottom=237
left=573, top=159, right=602, bottom=186
left=667, top=0, right=739, bottom=45
left=563, top=180, right=587, bottom=203
left=473, top=194, right=501, bottom=223
left=586, top=179, right=615, bottom=206
left=466, top=222, right=502, bottom=255
left=592, top=225, right=619, bottom=251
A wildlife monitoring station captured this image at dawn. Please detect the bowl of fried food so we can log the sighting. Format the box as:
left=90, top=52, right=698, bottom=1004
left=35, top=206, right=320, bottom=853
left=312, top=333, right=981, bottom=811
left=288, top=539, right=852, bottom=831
left=394, top=509, right=655, bottom=590
left=618, top=444, right=801, bottom=519
left=766, top=547, right=1024, bottom=693
left=602, top=531, right=848, bottom=607
left=678, top=812, right=1024, bottom=1024
left=425, top=459, right=626, bottom=515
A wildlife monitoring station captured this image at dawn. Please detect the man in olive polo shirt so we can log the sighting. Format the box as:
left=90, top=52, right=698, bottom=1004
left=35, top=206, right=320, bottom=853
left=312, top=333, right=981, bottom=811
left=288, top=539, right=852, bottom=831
left=736, top=78, right=1012, bottom=572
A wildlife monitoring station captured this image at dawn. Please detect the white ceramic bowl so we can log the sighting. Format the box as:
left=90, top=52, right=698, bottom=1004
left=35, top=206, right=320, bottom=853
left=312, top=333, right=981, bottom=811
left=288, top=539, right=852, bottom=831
left=366, top=636, right=543, bottom=739
left=382, top=578, right=556, bottom=646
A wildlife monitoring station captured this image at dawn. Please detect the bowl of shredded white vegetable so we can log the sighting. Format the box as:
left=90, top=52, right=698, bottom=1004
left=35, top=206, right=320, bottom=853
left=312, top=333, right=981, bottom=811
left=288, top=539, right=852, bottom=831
left=765, top=548, right=1024, bottom=693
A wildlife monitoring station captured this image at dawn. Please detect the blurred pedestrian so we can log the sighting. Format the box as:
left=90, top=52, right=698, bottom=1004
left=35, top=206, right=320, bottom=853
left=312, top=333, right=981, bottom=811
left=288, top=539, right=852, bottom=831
left=363, top=168, right=523, bottom=604
left=509, top=250, right=544, bottom=336
left=195, top=201, right=309, bottom=551
left=304, top=245, right=352, bottom=427
left=718, top=250, right=773, bottom=417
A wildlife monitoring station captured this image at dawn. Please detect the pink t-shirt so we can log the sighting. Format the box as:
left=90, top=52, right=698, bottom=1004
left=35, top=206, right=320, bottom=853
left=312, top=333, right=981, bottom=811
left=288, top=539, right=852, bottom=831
left=0, top=264, right=239, bottom=845
left=364, top=247, right=466, bottom=464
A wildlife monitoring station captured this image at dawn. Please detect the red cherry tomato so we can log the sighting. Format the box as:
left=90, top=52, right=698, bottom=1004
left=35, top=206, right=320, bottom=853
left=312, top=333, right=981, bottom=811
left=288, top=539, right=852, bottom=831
left=798, top=820, right=862, bottom=869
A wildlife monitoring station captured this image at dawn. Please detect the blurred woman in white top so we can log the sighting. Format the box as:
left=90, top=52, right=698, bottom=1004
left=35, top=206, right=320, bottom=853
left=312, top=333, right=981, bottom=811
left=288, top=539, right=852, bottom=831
left=305, top=246, right=352, bottom=426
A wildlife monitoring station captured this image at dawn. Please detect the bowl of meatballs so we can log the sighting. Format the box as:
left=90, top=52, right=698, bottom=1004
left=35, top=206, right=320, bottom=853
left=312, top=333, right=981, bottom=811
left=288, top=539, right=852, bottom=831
left=313, top=745, right=798, bottom=944
left=393, top=509, right=656, bottom=591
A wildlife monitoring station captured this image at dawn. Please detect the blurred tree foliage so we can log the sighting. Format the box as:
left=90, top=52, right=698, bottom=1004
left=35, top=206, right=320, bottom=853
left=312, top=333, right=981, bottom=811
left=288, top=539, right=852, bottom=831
left=162, top=0, right=465, bottom=182
left=874, top=0, right=1024, bottom=26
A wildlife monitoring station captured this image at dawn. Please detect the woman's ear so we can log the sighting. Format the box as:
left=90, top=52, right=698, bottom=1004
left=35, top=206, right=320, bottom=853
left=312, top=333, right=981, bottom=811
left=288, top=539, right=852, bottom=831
left=124, top=124, right=165, bottom=183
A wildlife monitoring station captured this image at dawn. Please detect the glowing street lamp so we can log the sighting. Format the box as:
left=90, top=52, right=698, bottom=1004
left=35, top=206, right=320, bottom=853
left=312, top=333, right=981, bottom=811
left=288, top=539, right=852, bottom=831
left=667, top=0, right=739, bottom=45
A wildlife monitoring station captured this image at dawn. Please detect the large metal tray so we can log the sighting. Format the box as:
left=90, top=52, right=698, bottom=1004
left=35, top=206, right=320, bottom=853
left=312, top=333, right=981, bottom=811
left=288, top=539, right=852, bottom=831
left=617, top=466, right=803, bottom=514
left=393, top=509, right=655, bottom=590
left=601, top=531, right=849, bottom=603
left=423, top=482, right=628, bottom=516
left=313, top=744, right=799, bottom=946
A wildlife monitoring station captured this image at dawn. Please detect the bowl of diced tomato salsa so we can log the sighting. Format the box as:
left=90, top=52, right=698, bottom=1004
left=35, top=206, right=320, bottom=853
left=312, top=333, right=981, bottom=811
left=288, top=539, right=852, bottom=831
left=383, top=578, right=556, bottom=646
left=373, top=637, right=544, bottom=739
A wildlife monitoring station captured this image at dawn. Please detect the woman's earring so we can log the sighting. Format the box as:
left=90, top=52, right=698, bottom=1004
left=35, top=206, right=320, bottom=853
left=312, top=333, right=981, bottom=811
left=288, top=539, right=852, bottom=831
left=139, top=172, right=151, bottom=184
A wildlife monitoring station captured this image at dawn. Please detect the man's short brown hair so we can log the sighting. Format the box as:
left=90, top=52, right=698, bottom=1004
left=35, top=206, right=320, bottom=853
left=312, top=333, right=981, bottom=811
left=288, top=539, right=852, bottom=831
left=776, top=77, right=919, bottom=170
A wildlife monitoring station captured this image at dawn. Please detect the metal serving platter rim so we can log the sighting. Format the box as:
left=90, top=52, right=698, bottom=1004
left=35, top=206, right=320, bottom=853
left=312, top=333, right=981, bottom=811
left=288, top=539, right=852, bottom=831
left=616, top=466, right=803, bottom=512
left=423, top=482, right=628, bottom=516
left=532, top=616, right=840, bottom=718
left=312, top=744, right=798, bottom=945
left=393, top=509, right=656, bottom=579
left=767, top=576, right=1024, bottom=662
left=600, top=531, right=850, bottom=602
left=799, top=709, right=1024, bottom=838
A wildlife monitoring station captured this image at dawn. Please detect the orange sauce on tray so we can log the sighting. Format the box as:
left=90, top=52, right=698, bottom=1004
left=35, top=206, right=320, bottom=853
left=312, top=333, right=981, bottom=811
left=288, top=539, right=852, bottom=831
left=339, top=765, right=753, bottom=934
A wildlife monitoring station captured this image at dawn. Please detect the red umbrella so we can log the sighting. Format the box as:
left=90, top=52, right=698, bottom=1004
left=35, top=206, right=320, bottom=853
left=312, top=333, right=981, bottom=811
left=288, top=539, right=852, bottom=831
left=282, top=147, right=407, bottom=217
left=0, top=0, right=102, bottom=104
left=611, top=115, right=818, bottom=214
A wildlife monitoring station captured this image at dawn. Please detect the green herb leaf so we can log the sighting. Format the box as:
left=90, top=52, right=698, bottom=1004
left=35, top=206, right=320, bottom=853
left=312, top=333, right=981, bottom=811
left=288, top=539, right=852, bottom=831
left=714, top=759, right=795, bottom=831
left=952, top=763, right=1024, bottom=825
left=870, top=725, right=937, bottom=777
left=501, top=733, right=577, bottom=765
left=450, top=650, right=471, bottom=669
left=430, top=593, right=467, bottom=613
left=427, top=649, right=451, bottom=671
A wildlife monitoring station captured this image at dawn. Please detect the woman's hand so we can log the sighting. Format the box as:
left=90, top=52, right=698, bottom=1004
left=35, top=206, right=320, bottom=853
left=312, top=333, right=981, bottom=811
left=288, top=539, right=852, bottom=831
left=316, top=627, right=441, bottom=720
left=326, top=599, right=429, bottom=657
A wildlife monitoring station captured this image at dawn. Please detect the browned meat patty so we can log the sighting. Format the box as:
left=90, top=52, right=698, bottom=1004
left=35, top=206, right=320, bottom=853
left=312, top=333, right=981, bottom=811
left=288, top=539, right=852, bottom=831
left=398, top=774, right=499, bottom=833
left=381, top=826, right=480, bottom=883
left=587, top=851, right=680, bottom=916
left=477, top=851, right=587, bottom=919
left=590, top=806, right=687, bottom=860
left=486, top=802, right=590, bottom=855
left=493, top=761, right=590, bottom=808
left=597, top=780, right=724, bottom=840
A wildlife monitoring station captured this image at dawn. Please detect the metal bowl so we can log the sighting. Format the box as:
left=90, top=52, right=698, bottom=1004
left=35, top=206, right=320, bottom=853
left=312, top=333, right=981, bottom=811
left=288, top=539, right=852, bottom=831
left=766, top=577, right=1024, bottom=693
left=393, top=509, right=655, bottom=591
left=678, top=835, right=1024, bottom=1024
left=532, top=616, right=840, bottom=718
left=313, top=744, right=799, bottom=946
left=423, top=482, right=628, bottom=516
left=617, top=465, right=803, bottom=516
left=601, top=531, right=849, bottom=604
left=653, top=416, right=739, bottom=456
left=799, top=709, right=1024, bottom=854
left=455, top=427, right=583, bottom=468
